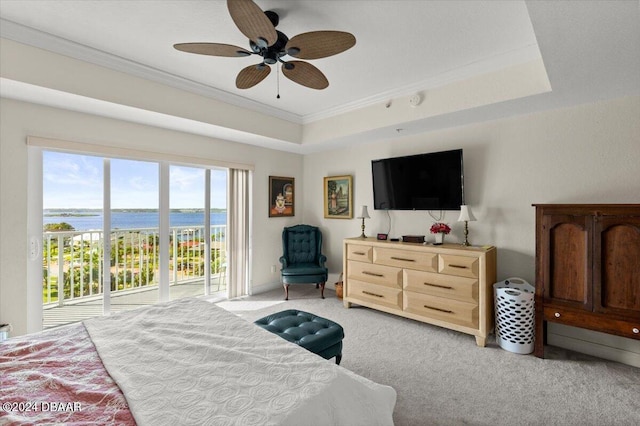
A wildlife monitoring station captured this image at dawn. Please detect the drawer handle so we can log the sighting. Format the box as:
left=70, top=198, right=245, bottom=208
left=424, top=305, right=453, bottom=314
left=449, top=264, right=468, bottom=269
left=424, top=282, right=453, bottom=290
left=363, top=290, right=384, bottom=298
left=362, top=271, right=384, bottom=277
left=391, top=256, right=415, bottom=262
left=554, top=312, right=561, bottom=318
left=633, top=328, right=639, bottom=334
left=353, top=251, right=366, bottom=255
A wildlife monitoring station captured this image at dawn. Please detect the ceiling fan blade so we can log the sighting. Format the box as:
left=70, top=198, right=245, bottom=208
left=174, top=43, right=251, bottom=57
left=227, top=0, right=277, bottom=47
left=236, top=63, right=271, bottom=89
left=286, top=31, right=356, bottom=60
left=282, top=61, right=329, bottom=90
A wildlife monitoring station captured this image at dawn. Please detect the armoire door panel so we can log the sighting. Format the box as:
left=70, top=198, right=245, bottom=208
left=594, top=217, right=640, bottom=315
left=544, top=215, right=591, bottom=309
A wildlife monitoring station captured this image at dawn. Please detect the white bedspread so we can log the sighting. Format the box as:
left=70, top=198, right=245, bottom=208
left=84, top=298, right=396, bottom=426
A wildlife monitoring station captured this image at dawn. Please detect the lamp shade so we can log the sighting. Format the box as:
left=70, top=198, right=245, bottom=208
left=357, top=205, right=370, bottom=219
left=457, top=205, right=476, bottom=222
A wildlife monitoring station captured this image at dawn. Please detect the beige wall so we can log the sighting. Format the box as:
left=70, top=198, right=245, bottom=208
left=0, top=38, right=302, bottom=145
left=0, top=98, right=303, bottom=336
left=302, top=95, right=640, bottom=366
left=1, top=91, right=639, bottom=365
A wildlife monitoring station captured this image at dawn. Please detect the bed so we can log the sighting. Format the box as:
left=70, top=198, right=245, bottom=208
left=0, top=298, right=396, bottom=425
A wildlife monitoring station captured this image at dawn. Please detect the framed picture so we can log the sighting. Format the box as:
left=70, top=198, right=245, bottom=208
left=269, top=176, right=295, bottom=217
left=324, top=175, right=353, bottom=219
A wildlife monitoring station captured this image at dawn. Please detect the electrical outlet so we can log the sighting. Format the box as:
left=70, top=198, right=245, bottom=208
left=270, top=265, right=276, bottom=274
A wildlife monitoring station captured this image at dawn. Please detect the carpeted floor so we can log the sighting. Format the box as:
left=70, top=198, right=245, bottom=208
left=216, top=286, right=640, bottom=426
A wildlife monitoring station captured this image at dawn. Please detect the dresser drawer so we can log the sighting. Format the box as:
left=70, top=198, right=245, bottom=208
left=438, top=254, right=479, bottom=278
left=348, top=261, right=402, bottom=288
left=347, top=244, right=373, bottom=263
left=404, top=291, right=478, bottom=328
left=403, top=269, right=478, bottom=303
left=374, top=247, right=437, bottom=272
left=347, top=279, right=402, bottom=310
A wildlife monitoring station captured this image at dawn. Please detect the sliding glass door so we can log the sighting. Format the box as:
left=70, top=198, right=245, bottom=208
left=169, top=165, right=208, bottom=300
left=41, top=151, right=230, bottom=328
left=42, top=151, right=105, bottom=327
left=109, top=158, right=159, bottom=312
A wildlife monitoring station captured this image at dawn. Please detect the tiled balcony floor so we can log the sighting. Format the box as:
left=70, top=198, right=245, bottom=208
left=43, top=279, right=226, bottom=329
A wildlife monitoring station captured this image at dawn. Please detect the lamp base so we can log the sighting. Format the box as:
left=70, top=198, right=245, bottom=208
left=461, top=221, right=471, bottom=246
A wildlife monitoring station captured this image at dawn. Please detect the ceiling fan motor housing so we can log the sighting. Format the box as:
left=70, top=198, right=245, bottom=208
left=250, top=28, right=289, bottom=64
left=264, top=10, right=279, bottom=27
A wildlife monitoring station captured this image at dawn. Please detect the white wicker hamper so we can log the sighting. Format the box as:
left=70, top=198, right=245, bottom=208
left=494, top=278, right=535, bottom=354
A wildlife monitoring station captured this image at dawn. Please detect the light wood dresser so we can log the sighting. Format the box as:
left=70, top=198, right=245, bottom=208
left=343, top=237, right=497, bottom=346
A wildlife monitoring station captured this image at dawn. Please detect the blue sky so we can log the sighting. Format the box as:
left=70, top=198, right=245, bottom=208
left=43, top=151, right=227, bottom=209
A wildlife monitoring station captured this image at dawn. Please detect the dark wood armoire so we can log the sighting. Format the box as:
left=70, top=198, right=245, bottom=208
left=533, top=204, right=640, bottom=358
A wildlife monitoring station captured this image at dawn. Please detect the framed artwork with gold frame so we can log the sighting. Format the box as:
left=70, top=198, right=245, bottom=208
left=324, top=175, right=353, bottom=219
left=269, top=176, right=295, bottom=217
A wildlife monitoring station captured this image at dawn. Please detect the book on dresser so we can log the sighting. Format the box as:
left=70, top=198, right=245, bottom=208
left=342, top=237, right=497, bottom=347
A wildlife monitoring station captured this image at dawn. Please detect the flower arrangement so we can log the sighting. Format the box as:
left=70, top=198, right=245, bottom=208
left=430, top=222, right=451, bottom=234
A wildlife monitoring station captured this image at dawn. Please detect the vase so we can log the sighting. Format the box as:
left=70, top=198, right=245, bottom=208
left=434, top=232, right=444, bottom=245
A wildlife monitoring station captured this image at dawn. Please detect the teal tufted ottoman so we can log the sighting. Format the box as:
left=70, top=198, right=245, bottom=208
left=254, top=310, right=344, bottom=364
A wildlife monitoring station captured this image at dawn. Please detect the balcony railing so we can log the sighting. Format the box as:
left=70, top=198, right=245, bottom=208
left=42, top=225, right=226, bottom=307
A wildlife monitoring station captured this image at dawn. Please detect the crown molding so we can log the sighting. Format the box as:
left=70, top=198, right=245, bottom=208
left=0, top=18, right=303, bottom=125
left=302, top=43, right=542, bottom=124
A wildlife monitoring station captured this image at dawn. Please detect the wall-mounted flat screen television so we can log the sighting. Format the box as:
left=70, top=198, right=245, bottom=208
left=372, top=149, right=464, bottom=210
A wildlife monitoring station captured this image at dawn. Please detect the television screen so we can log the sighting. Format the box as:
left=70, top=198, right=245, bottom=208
left=372, top=149, right=464, bottom=210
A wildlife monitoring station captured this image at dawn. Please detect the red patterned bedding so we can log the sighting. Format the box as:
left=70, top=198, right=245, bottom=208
left=1, top=299, right=396, bottom=426
left=0, top=322, right=135, bottom=425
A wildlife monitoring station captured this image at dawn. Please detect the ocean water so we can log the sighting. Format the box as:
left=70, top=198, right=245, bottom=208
left=43, top=211, right=227, bottom=231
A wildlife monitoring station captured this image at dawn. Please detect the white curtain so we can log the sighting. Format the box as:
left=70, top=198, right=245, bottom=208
left=227, top=169, right=250, bottom=299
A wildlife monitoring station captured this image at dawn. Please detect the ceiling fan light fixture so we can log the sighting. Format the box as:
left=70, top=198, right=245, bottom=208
left=255, top=37, right=269, bottom=49
left=249, top=41, right=261, bottom=53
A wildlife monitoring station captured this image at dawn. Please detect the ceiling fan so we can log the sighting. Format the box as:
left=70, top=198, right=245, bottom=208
left=174, top=0, right=356, bottom=92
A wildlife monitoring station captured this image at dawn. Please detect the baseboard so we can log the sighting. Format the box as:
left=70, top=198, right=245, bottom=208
left=250, top=273, right=340, bottom=296
left=547, top=323, right=640, bottom=368
left=249, top=281, right=281, bottom=295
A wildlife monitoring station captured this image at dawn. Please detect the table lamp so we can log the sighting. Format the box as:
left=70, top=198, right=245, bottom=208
left=357, top=206, right=370, bottom=238
left=457, top=205, right=476, bottom=246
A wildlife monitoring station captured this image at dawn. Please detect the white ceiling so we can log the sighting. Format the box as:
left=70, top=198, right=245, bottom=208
left=1, top=1, right=639, bottom=152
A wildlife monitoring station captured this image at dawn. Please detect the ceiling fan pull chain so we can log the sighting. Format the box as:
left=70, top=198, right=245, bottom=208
left=276, top=64, right=281, bottom=99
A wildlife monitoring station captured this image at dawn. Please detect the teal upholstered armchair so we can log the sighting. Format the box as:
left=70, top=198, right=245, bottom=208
left=280, top=225, right=328, bottom=300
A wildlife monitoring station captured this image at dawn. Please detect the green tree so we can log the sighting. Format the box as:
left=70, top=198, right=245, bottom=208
left=44, top=222, right=75, bottom=231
